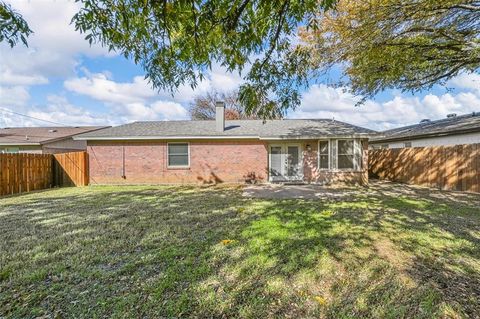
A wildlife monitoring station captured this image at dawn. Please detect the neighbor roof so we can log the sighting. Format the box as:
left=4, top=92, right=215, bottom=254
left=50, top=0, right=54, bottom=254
left=0, top=126, right=110, bottom=145
left=372, top=112, right=480, bottom=143
left=74, top=119, right=376, bottom=140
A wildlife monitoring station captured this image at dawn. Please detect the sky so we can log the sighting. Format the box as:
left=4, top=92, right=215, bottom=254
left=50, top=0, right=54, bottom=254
left=1, top=0, right=479, bottom=131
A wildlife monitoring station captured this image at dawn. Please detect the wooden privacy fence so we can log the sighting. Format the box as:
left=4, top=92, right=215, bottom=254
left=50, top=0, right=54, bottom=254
left=0, top=151, right=89, bottom=196
left=369, top=143, right=480, bottom=193
left=53, top=152, right=89, bottom=188
left=0, top=154, right=52, bottom=196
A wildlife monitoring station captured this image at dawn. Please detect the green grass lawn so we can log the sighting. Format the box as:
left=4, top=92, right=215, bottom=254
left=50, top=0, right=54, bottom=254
left=1, top=183, right=479, bottom=318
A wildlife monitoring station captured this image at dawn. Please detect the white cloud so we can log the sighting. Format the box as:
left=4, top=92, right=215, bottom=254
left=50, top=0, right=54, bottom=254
left=113, top=101, right=189, bottom=122
left=0, top=1, right=107, bottom=127
left=0, top=94, right=116, bottom=127
left=64, top=73, right=156, bottom=104
left=28, top=108, right=112, bottom=127
left=63, top=71, right=190, bottom=121
left=0, top=0, right=112, bottom=82
left=0, top=86, right=30, bottom=108
left=167, top=65, right=243, bottom=103
left=0, top=69, right=49, bottom=86
left=300, top=85, right=361, bottom=112
left=0, top=92, right=189, bottom=127
left=151, top=101, right=189, bottom=120
left=62, top=67, right=241, bottom=122
left=290, top=82, right=480, bottom=131
left=448, top=72, right=480, bottom=93
left=210, top=65, right=243, bottom=93
left=64, top=66, right=244, bottom=106
left=65, top=67, right=197, bottom=121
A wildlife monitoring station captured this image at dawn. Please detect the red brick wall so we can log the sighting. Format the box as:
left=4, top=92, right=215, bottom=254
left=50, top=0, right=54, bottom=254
left=87, top=139, right=368, bottom=185
left=87, top=140, right=268, bottom=184
left=301, top=139, right=369, bottom=185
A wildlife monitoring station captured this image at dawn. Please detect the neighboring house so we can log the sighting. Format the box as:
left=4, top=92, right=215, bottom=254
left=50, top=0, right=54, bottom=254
left=371, top=112, right=480, bottom=149
left=0, top=126, right=109, bottom=154
left=75, top=102, right=376, bottom=185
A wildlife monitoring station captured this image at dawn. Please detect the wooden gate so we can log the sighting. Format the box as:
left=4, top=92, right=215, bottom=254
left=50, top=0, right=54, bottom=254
left=53, top=152, right=89, bottom=187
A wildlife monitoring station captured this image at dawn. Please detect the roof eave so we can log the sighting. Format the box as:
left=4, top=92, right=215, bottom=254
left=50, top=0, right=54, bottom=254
left=74, top=135, right=261, bottom=141
left=259, top=134, right=375, bottom=140
left=0, top=142, right=41, bottom=146
left=371, top=127, right=480, bottom=143
left=75, top=133, right=376, bottom=141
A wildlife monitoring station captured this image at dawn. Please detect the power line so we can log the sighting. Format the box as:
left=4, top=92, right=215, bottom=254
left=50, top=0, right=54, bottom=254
left=0, top=107, right=72, bottom=127
left=0, top=107, right=106, bottom=131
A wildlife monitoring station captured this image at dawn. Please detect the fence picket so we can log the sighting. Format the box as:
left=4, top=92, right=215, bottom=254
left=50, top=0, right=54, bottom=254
left=369, top=143, right=480, bottom=193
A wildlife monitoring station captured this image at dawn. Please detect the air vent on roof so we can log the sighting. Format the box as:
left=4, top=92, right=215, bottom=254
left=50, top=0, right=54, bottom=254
left=420, top=119, right=431, bottom=123
left=48, top=129, right=57, bottom=133
left=446, top=113, right=457, bottom=118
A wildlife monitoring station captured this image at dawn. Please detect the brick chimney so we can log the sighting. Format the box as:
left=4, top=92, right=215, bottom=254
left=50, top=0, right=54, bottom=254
left=216, top=101, right=225, bottom=132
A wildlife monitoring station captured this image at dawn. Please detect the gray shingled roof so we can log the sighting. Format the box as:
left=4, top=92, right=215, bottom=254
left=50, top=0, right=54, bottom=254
left=0, top=126, right=109, bottom=145
left=75, top=119, right=376, bottom=140
left=372, top=112, right=480, bottom=142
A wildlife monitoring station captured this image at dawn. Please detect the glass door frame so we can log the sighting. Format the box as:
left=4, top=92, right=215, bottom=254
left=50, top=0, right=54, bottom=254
left=268, top=143, right=303, bottom=182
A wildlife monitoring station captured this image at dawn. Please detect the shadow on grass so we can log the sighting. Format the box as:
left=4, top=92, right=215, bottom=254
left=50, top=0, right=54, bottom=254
left=0, top=182, right=479, bottom=318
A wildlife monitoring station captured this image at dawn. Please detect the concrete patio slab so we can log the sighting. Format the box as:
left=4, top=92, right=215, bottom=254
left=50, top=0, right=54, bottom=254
left=242, top=183, right=362, bottom=200
left=243, top=180, right=480, bottom=204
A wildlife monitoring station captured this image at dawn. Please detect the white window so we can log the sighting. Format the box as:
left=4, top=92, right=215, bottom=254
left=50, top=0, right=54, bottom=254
left=318, top=140, right=329, bottom=169
left=337, top=140, right=355, bottom=170
left=167, top=143, right=189, bottom=167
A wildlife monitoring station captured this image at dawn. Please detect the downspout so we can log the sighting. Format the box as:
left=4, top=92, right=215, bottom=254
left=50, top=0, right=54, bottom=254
left=122, top=145, right=126, bottom=179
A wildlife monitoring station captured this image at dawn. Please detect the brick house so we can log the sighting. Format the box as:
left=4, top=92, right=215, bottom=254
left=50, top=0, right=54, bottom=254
left=75, top=103, right=377, bottom=185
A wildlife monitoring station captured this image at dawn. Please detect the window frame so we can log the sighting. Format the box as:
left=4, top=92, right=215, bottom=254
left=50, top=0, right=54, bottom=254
left=317, top=140, right=330, bottom=170
left=336, top=139, right=356, bottom=171
left=167, top=142, right=190, bottom=168
left=404, top=142, right=412, bottom=148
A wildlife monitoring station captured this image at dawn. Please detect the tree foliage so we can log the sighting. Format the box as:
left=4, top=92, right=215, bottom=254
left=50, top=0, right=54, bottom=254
left=72, top=0, right=335, bottom=119
left=190, top=90, right=243, bottom=120
left=0, top=1, right=32, bottom=47
left=301, top=0, right=480, bottom=98
left=189, top=89, right=282, bottom=120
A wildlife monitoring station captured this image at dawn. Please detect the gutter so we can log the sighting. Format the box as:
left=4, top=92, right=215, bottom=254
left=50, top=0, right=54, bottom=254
left=0, top=142, right=41, bottom=146
left=73, top=135, right=261, bottom=141
left=259, top=134, right=376, bottom=140
left=74, top=134, right=376, bottom=141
